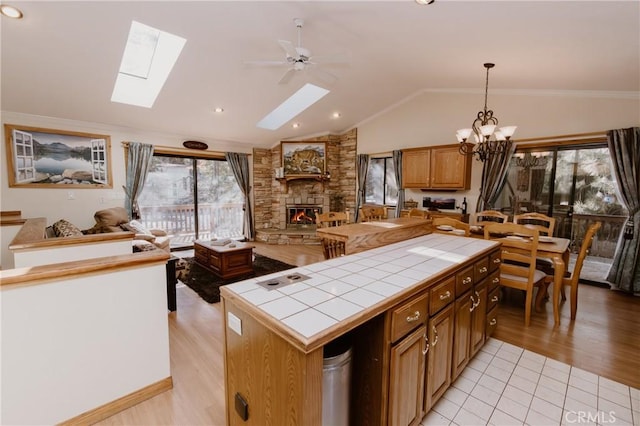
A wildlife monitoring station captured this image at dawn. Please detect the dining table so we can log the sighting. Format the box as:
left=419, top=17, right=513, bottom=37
left=315, top=216, right=431, bottom=255
left=466, top=225, right=571, bottom=325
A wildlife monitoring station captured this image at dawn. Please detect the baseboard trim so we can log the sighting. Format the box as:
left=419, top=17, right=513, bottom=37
left=59, top=376, right=173, bottom=426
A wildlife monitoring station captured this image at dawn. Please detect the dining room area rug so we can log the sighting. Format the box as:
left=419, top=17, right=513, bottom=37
left=176, top=255, right=295, bottom=303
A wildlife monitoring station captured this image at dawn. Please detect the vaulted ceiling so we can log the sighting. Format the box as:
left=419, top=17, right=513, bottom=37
left=1, top=1, right=638, bottom=149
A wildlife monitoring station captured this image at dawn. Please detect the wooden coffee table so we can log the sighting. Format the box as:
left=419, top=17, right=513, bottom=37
left=194, top=240, right=254, bottom=279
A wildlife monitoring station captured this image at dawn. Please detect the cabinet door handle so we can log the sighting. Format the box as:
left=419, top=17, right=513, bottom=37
left=492, top=277, right=500, bottom=284
left=489, top=318, right=497, bottom=326
left=474, top=291, right=481, bottom=309
left=406, top=311, right=421, bottom=322
left=469, top=294, right=476, bottom=312
left=493, top=258, right=501, bottom=264
left=462, top=277, right=472, bottom=285
left=439, top=290, right=451, bottom=301
left=432, top=325, right=439, bottom=347
left=478, top=266, right=488, bottom=274
left=491, top=295, right=499, bottom=302
left=422, top=335, right=430, bottom=355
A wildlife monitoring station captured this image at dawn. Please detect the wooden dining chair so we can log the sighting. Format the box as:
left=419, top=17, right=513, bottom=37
left=538, top=221, right=602, bottom=320
left=473, top=210, right=509, bottom=225
left=514, top=212, right=556, bottom=236
left=360, top=206, right=387, bottom=222
left=484, top=223, right=546, bottom=326
left=407, top=208, right=429, bottom=219
left=321, top=238, right=346, bottom=259
left=316, top=211, right=349, bottom=228
left=432, top=217, right=470, bottom=236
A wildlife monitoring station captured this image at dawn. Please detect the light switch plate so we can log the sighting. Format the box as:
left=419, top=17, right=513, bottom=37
left=227, top=312, right=242, bottom=336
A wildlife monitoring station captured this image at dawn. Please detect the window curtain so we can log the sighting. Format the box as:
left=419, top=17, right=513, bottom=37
left=124, top=142, right=154, bottom=220
left=476, top=142, right=516, bottom=212
left=225, top=152, right=255, bottom=241
left=355, top=154, right=369, bottom=222
left=605, top=127, right=640, bottom=293
left=393, top=150, right=404, bottom=218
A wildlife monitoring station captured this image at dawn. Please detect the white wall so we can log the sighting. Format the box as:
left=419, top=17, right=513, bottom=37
left=358, top=91, right=640, bottom=213
left=1, top=262, right=170, bottom=425
left=0, top=111, right=252, bottom=229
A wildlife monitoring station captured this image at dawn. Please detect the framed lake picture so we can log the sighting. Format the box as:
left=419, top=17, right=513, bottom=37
left=4, top=124, right=113, bottom=188
left=281, top=141, right=326, bottom=177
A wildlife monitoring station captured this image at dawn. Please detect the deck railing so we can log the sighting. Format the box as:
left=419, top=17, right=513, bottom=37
left=139, top=203, right=244, bottom=242
left=569, top=213, right=626, bottom=258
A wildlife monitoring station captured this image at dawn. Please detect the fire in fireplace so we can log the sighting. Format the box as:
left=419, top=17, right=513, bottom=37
left=287, top=205, right=322, bottom=228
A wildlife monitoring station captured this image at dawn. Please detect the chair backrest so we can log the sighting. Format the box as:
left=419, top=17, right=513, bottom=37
left=514, top=212, right=556, bottom=236
left=432, top=217, right=470, bottom=236
left=360, top=206, right=387, bottom=222
left=316, top=211, right=349, bottom=228
left=321, top=238, right=346, bottom=259
left=484, top=222, right=540, bottom=286
left=474, top=210, right=509, bottom=225
left=407, top=208, right=429, bottom=219
left=567, top=221, right=602, bottom=286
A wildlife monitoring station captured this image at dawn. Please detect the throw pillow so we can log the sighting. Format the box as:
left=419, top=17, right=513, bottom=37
left=94, top=207, right=129, bottom=227
left=52, top=219, right=83, bottom=237
left=122, top=220, right=153, bottom=236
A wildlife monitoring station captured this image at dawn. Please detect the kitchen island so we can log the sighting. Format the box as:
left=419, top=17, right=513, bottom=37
left=221, top=234, right=501, bottom=425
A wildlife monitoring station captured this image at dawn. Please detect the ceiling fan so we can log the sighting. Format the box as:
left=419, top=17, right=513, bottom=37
left=245, top=18, right=349, bottom=85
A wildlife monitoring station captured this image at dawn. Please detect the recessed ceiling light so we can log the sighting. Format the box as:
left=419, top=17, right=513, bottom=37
left=332, top=112, right=341, bottom=119
left=292, top=123, right=300, bottom=128
left=0, top=4, right=23, bottom=19
left=214, top=107, right=224, bottom=113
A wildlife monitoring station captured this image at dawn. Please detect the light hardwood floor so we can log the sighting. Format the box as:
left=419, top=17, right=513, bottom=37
left=97, top=242, right=640, bottom=425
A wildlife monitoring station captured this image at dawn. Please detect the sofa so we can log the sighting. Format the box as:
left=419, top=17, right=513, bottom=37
left=84, top=207, right=170, bottom=252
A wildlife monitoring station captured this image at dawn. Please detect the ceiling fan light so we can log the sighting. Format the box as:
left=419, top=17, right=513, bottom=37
left=500, top=126, right=517, bottom=138
left=480, top=124, right=496, bottom=137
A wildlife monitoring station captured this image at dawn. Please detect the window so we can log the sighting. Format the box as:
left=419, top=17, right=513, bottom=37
left=365, top=157, right=398, bottom=205
left=138, top=154, right=244, bottom=249
left=11, top=129, right=35, bottom=183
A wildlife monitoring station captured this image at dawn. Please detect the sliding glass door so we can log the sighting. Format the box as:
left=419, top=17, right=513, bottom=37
left=495, top=143, right=627, bottom=261
left=138, top=155, right=244, bottom=249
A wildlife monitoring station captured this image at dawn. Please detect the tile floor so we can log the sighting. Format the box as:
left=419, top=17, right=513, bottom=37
left=422, top=338, right=639, bottom=426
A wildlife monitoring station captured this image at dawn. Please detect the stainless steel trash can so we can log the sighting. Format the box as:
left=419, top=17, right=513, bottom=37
left=322, top=341, right=352, bottom=426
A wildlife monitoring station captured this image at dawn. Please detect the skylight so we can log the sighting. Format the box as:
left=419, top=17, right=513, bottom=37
left=111, top=21, right=186, bottom=108
left=257, top=84, right=330, bottom=130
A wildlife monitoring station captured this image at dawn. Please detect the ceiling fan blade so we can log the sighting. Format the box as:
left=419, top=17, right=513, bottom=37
left=243, top=60, right=289, bottom=67
left=277, top=40, right=298, bottom=59
left=308, top=52, right=351, bottom=65
left=308, top=66, right=337, bottom=85
left=278, top=68, right=296, bottom=85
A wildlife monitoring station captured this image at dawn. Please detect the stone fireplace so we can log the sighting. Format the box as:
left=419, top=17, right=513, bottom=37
left=286, top=205, right=322, bottom=229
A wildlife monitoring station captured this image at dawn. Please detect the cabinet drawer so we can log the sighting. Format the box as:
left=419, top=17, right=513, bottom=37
left=489, top=250, right=502, bottom=272
left=488, top=269, right=500, bottom=291
left=430, top=277, right=455, bottom=314
left=194, top=247, right=208, bottom=264
left=390, top=292, right=429, bottom=343
left=487, top=286, right=501, bottom=312
left=486, top=306, right=498, bottom=337
left=474, top=258, right=489, bottom=283
left=455, top=265, right=474, bottom=296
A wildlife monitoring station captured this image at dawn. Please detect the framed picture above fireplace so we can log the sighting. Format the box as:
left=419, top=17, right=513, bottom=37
left=281, top=141, right=326, bottom=177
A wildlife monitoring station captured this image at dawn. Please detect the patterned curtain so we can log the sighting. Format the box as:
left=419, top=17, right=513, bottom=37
left=476, top=142, right=516, bottom=212
left=393, top=150, right=405, bottom=218
left=355, top=154, right=369, bottom=222
left=605, top=127, right=640, bottom=293
left=225, top=152, right=255, bottom=241
left=124, top=142, right=154, bottom=220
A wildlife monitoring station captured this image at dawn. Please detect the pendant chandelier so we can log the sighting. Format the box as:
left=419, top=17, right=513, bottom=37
left=456, top=63, right=517, bottom=162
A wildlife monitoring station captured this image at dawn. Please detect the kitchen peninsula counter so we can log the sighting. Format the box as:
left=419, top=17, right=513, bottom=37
left=221, top=234, right=501, bottom=425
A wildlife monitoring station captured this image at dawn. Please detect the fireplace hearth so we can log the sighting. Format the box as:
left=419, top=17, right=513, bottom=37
left=287, top=205, right=322, bottom=228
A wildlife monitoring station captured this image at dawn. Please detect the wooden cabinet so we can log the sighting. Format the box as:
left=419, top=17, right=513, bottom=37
left=401, top=145, right=471, bottom=190
left=389, top=325, right=427, bottom=426
left=424, top=304, right=454, bottom=412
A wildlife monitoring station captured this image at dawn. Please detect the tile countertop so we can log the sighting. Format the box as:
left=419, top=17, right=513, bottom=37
left=221, top=234, right=500, bottom=353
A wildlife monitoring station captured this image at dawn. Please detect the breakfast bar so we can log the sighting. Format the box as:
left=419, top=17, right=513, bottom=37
left=221, top=234, right=501, bottom=425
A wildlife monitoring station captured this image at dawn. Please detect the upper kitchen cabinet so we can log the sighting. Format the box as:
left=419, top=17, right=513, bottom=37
left=401, top=145, right=471, bottom=190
